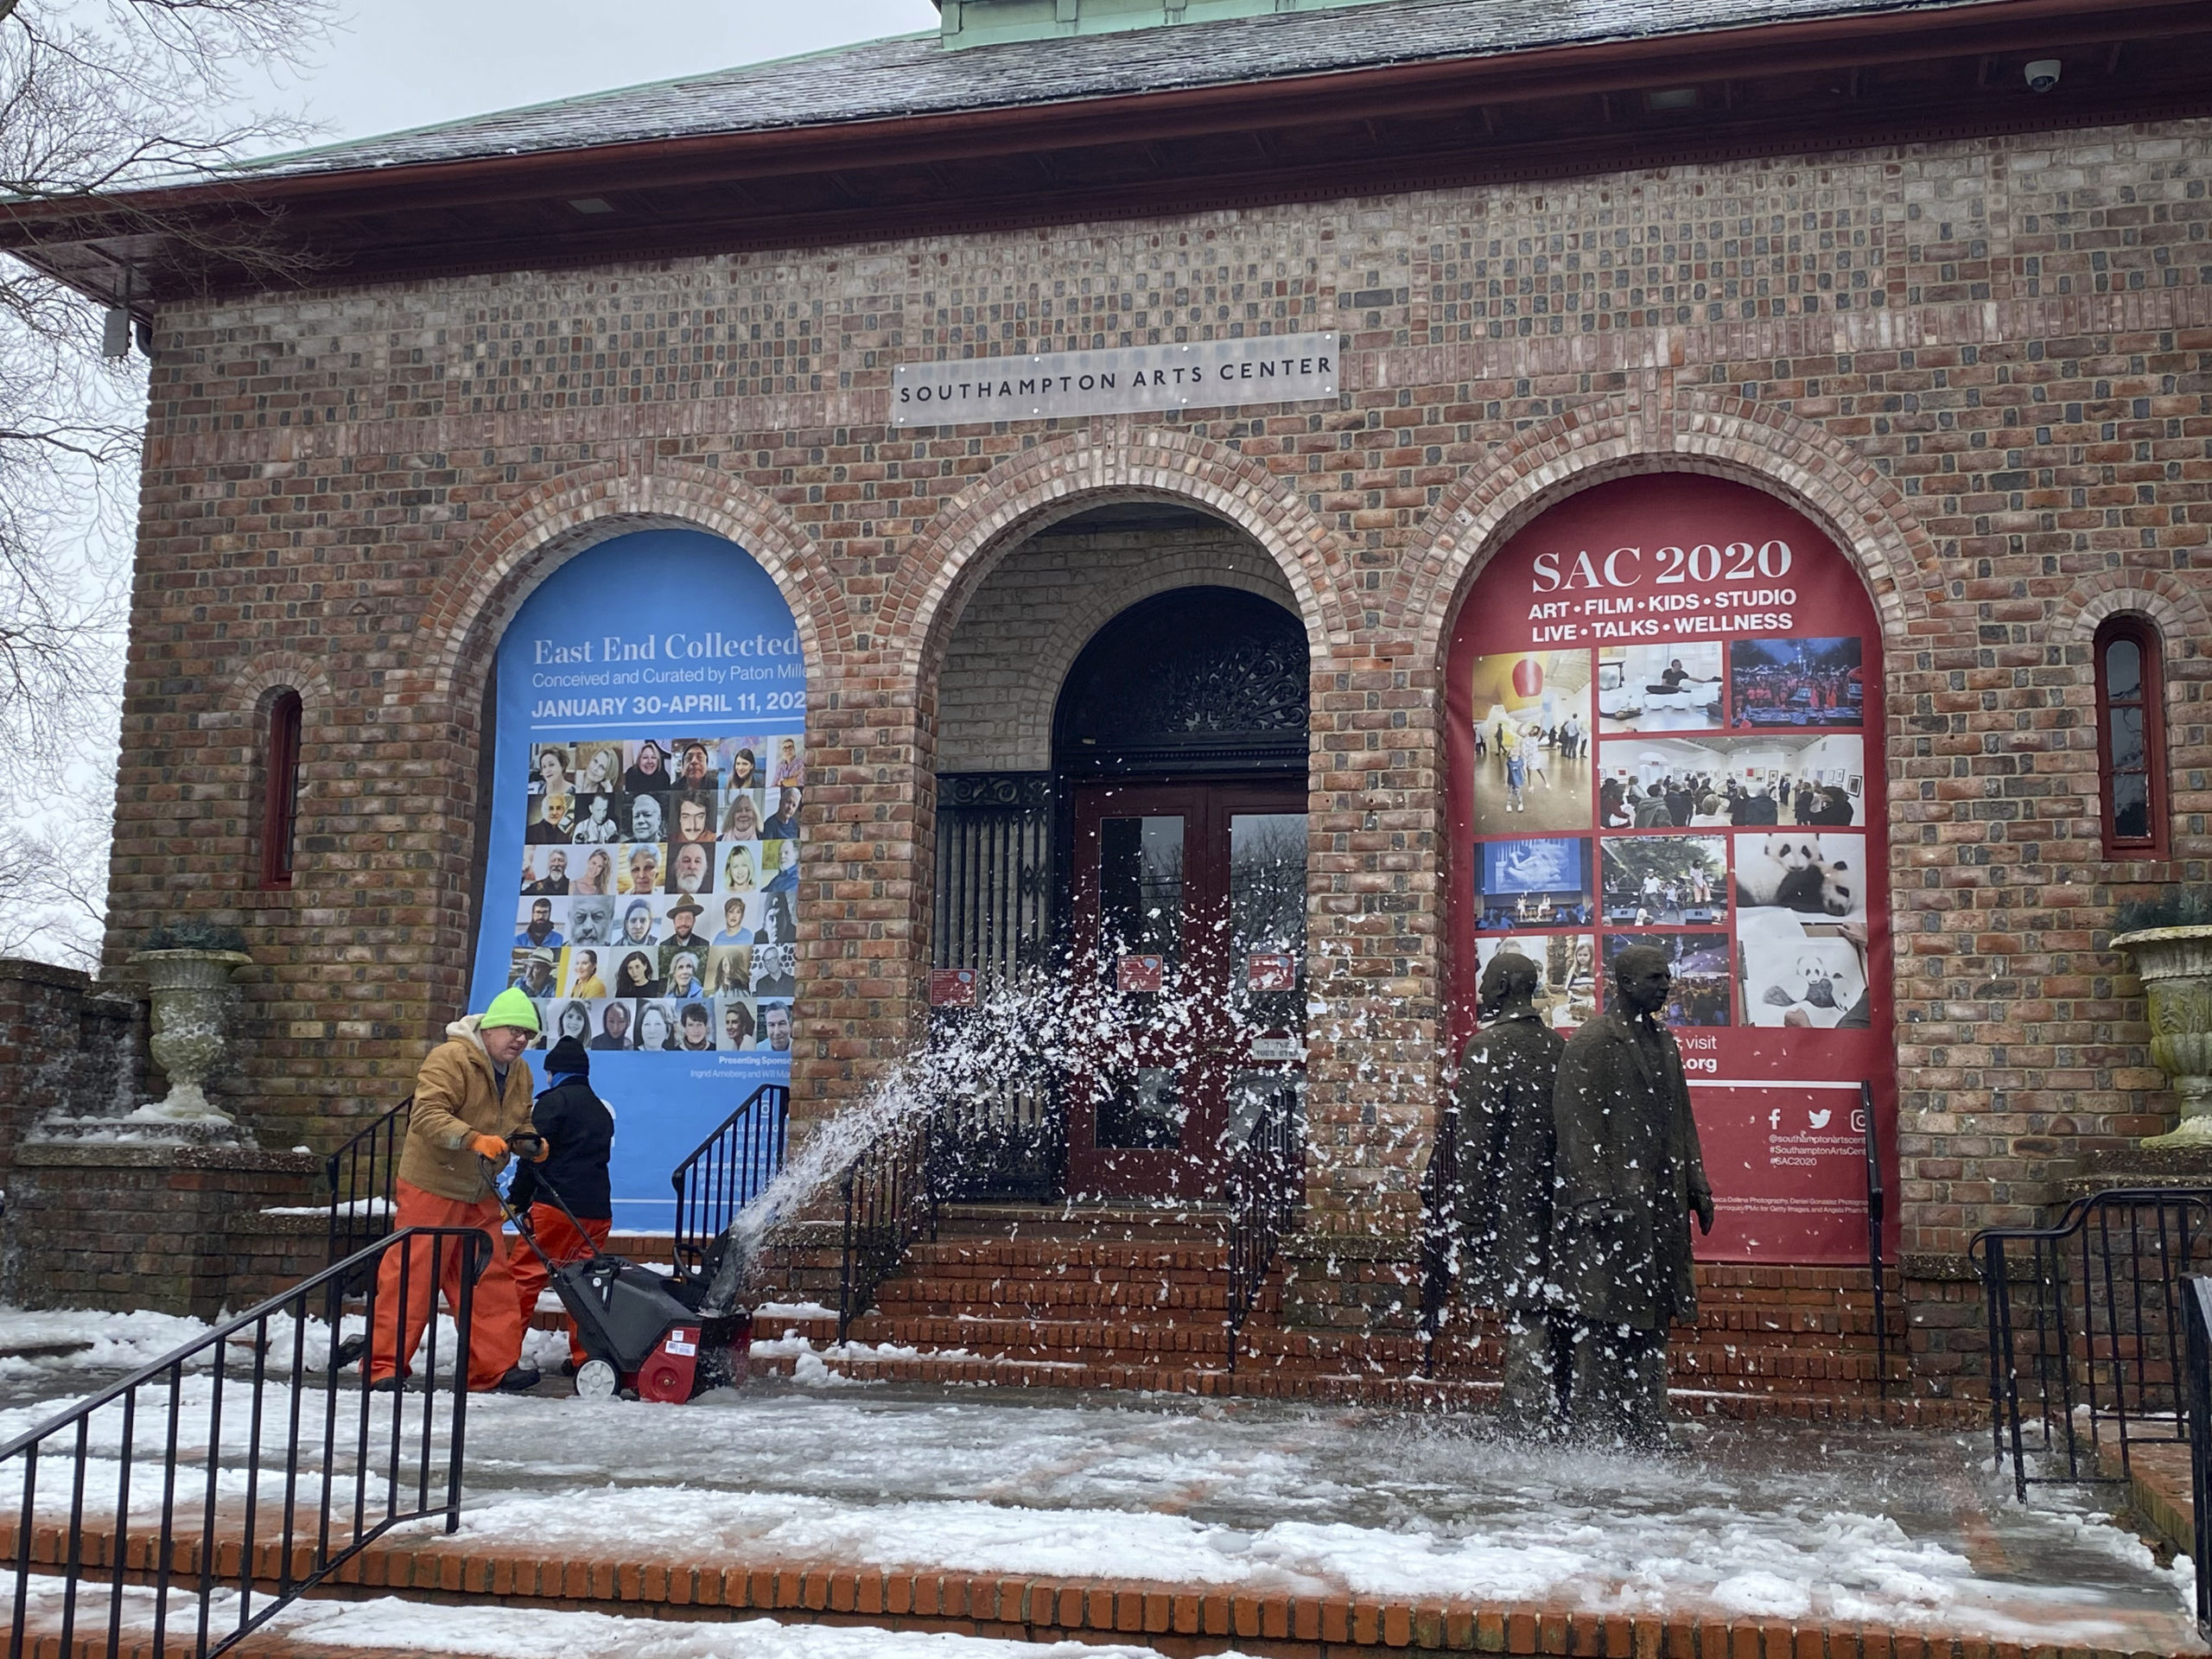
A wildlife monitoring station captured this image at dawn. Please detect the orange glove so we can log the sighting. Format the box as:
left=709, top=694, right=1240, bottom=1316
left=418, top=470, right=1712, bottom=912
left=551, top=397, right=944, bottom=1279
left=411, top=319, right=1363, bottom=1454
left=467, top=1134, right=509, bottom=1160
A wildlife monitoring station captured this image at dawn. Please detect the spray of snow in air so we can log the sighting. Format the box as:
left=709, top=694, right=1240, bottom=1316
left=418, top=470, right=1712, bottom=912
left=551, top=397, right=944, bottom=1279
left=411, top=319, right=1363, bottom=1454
left=706, top=896, right=1338, bottom=1313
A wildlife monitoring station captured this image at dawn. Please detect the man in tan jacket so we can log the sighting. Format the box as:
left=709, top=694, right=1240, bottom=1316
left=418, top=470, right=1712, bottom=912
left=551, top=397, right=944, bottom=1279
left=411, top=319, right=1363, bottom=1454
left=365, top=987, right=544, bottom=1393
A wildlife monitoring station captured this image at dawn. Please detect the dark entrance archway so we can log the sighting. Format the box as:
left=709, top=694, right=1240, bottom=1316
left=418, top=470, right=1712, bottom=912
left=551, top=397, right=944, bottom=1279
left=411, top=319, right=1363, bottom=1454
left=1052, top=588, right=1309, bottom=1199
left=1052, top=587, right=1308, bottom=778
left=931, top=582, right=1311, bottom=1204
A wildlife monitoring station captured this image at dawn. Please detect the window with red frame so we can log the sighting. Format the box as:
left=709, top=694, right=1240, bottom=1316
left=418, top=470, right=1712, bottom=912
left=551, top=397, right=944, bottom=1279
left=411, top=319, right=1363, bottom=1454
left=259, top=689, right=302, bottom=888
left=2094, top=616, right=2166, bottom=857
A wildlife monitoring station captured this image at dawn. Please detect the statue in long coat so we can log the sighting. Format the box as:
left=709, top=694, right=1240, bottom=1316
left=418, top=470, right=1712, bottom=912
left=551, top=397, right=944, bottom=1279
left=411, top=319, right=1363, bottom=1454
left=1450, top=950, right=1569, bottom=1429
left=1551, top=944, right=1713, bottom=1445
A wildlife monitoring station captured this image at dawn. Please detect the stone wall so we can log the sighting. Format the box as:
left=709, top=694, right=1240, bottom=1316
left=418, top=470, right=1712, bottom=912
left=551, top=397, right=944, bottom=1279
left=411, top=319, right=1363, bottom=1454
left=0, top=960, right=144, bottom=1173
left=107, top=118, right=2212, bottom=1300
left=5, top=1141, right=321, bottom=1319
left=0, top=956, right=323, bottom=1316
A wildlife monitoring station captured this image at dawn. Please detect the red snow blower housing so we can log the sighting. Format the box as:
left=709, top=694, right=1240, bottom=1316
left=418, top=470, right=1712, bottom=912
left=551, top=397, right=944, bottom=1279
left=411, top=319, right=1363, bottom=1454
left=490, top=1135, right=750, bottom=1402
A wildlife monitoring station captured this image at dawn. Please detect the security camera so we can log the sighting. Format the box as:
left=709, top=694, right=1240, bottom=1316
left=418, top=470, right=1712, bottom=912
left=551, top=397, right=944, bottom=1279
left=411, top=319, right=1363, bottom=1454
left=2025, top=59, right=2061, bottom=93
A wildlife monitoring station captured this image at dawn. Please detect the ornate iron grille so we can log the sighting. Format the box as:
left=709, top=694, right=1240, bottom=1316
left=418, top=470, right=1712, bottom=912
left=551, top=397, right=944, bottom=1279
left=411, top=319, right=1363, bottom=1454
left=931, top=771, right=1062, bottom=1199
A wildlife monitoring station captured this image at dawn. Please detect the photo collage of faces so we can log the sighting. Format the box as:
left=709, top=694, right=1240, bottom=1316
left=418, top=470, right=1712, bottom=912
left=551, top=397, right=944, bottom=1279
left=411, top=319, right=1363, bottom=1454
left=1470, top=637, right=1872, bottom=1033
left=508, top=734, right=804, bottom=1055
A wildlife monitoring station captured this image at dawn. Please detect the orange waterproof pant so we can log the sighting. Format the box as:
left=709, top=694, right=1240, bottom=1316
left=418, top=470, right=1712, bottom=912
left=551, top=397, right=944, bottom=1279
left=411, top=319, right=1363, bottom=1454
left=365, top=1179, right=525, bottom=1391
left=509, top=1205, right=613, bottom=1368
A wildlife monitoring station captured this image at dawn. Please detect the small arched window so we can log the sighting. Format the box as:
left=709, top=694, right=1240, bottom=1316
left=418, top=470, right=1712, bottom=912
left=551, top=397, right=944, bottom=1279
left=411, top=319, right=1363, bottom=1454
left=2094, top=615, right=2166, bottom=858
left=259, top=689, right=303, bottom=888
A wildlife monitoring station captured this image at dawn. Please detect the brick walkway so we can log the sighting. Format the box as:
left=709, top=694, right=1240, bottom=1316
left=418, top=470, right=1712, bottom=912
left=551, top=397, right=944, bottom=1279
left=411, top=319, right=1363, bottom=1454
left=2, top=1497, right=2197, bottom=1659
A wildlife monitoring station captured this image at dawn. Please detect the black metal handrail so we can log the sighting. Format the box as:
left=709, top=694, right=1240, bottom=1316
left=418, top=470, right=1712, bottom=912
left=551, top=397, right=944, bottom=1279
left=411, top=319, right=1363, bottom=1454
left=2, top=1225, right=488, bottom=1659
left=1971, top=1185, right=2212, bottom=1501
left=670, top=1084, right=791, bottom=1280
left=1858, top=1081, right=1893, bottom=1399
left=324, top=1096, right=411, bottom=1268
left=1224, top=1083, right=1304, bottom=1371
left=2181, top=1273, right=2212, bottom=1641
left=836, top=1109, right=939, bottom=1346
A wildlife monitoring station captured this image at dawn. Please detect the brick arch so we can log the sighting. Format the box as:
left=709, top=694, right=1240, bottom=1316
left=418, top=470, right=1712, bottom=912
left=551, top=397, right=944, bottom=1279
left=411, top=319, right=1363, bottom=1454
left=949, top=544, right=1302, bottom=773
left=1396, top=389, right=1945, bottom=673
left=227, top=651, right=336, bottom=721
left=887, top=427, right=1354, bottom=693
left=393, top=458, right=843, bottom=719
left=2048, top=575, right=2212, bottom=669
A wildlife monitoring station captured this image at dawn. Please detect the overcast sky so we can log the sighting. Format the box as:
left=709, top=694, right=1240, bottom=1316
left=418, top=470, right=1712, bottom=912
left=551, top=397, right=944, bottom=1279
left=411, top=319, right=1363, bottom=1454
left=251, top=0, right=940, bottom=149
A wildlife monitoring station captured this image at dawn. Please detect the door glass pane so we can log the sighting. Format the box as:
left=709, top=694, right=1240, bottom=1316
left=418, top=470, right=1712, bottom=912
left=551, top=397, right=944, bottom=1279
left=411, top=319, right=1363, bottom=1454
left=1229, top=812, right=1307, bottom=1033
left=1098, top=815, right=1185, bottom=974
left=2106, top=637, right=2142, bottom=701
left=1098, top=1066, right=1183, bottom=1150
left=2108, top=706, right=2145, bottom=773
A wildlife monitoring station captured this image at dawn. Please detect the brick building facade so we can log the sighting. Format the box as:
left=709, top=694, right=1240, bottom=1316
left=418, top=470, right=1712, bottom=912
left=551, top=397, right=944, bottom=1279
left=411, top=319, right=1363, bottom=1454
left=11, top=0, right=2212, bottom=1380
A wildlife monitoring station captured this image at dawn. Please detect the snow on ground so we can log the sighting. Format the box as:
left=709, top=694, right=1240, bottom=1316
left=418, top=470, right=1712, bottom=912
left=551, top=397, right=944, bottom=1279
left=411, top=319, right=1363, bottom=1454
left=751, top=1301, right=838, bottom=1321
left=277, top=1601, right=1213, bottom=1659
left=0, top=1315, right=2198, bottom=1650
left=0, top=1306, right=214, bottom=1385
left=0, top=1574, right=1230, bottom=1659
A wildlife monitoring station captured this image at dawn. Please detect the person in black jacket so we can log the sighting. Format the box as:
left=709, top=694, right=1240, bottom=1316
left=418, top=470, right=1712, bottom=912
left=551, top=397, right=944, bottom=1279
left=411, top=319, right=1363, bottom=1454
left=506, top=1035, right=616, bottom=1377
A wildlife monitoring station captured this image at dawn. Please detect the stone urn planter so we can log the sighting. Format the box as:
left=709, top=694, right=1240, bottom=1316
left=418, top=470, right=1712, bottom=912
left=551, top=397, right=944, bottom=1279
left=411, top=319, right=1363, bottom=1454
left=2112, top=924, right=2212, bottom=1148
left=127, top=927, right=252, bottom=1126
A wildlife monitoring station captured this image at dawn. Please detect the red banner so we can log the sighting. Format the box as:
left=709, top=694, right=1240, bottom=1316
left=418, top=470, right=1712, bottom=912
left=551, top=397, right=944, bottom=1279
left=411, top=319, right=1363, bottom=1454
left=1445, top=475, right=1894, bottom=1264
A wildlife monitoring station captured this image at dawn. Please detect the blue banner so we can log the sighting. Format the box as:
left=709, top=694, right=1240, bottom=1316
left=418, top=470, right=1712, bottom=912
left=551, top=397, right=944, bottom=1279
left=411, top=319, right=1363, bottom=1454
left=467, top=529, right=804, bottom=1230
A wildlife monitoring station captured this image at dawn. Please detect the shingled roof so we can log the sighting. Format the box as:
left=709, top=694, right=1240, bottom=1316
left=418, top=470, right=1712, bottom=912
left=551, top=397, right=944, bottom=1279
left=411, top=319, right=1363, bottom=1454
left=235, top=0, right=2003, bottom=181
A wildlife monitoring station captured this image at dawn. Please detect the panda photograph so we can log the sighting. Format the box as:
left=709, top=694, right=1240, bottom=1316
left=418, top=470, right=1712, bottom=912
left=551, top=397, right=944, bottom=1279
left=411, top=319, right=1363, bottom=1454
left=1733, top=831, right=1872, bottom=1030
left=1732, top=833, right=1866, bottom=922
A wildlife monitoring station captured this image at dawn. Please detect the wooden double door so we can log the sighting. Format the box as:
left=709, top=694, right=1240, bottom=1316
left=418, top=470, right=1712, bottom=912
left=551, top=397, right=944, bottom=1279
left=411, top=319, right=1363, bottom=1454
left=1065, top=779, right=1308, bottom=1201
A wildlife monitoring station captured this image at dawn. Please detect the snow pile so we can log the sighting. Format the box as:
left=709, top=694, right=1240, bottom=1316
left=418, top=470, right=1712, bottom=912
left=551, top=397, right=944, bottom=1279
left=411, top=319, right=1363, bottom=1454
left=279, top=1599, right=1211, bottom=1659
left=751, top=1301, right=837, bottom=1321
left=0, top=1573, right=1216, bottom=1659
left=440, top=1477, right=2163, bottom=1646
left=0, top=1306, right=213, bottom=1378
left=0, top=1315, right=2198, bottom=1652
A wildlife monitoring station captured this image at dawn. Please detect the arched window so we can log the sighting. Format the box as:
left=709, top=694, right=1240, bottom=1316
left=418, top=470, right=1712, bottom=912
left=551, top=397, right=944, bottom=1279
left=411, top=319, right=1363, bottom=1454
left=259, top=689, right=303, bottom=888
left=2094, top=615, right=2166, bottom=858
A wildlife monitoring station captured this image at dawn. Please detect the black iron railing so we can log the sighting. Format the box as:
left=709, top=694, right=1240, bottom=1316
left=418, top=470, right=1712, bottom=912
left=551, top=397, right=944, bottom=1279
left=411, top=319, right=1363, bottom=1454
left=836, top=1109, right=939, bottom=1345
left=1858, top=1081, right=1894, bottom=1399
left=324, top=1097, right=411, bottom=1267
left=1224, top=1083, right=1304, bottom=1371
left=925, top=1065, right=1065, bottom=1204
left=670, top=1084, right=791, bottom=1279
left=1971, top=1186, right=2212, bottom=1501
left=2, top=1225, right=488, bottom=1659
left=1415, top=1098, right=1461, bottom=1378
left=2181, top=1274, right=2212, bottom=1641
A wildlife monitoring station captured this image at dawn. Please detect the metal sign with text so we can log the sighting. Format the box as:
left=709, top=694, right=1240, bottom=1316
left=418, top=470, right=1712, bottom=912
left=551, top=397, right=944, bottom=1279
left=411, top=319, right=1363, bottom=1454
left=893, top=333, right=1339, bottom=426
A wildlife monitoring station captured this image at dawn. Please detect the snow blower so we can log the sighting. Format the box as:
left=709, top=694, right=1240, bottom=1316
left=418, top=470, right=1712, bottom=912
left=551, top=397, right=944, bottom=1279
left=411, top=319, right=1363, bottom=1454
left=489, top=1135, right=752, bottom=1402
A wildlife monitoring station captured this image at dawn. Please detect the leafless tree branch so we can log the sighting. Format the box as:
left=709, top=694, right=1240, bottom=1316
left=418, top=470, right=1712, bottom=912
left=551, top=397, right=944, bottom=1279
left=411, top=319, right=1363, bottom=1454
left=0, top=0, right=332, bottom=963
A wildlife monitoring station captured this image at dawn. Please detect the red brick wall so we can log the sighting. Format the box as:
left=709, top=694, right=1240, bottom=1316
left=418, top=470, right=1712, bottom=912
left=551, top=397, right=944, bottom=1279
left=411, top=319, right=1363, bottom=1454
left=108, top=121, right=2212, bottom=1287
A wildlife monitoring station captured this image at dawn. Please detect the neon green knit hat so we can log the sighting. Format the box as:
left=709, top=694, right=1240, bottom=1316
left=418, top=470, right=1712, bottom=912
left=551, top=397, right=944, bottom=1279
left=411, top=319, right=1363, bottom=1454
left=480, top=986, right=542, bottom=1033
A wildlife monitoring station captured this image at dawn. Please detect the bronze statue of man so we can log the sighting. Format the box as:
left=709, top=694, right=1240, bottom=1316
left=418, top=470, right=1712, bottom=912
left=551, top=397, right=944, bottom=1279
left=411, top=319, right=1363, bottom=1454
left=1454, top=950, right=1570, bottom=1430
left=1551, top=943, right=1713, bottom=1446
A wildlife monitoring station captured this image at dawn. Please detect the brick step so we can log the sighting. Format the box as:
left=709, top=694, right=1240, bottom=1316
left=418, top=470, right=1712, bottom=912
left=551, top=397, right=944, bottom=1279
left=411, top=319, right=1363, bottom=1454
left=742, top=1349, right=1973, bottom=1424
left=905, top=1242, right=1236, bottom=1274
left=932, top=1202, right=1231, bottom=1242
left=847, top=1313, right=1237, bottom=1357
left=819, top=1320, right=1889, bottom=1389
left=877, top=1276, right=1242, bottom=1313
